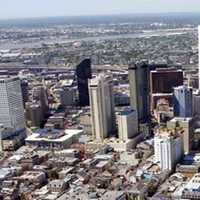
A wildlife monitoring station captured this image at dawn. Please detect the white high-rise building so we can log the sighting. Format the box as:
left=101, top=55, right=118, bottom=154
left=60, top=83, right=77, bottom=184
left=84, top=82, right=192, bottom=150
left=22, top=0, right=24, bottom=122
left=117, top=108, right=138, bottom=141
left=89, top=74, right=115, bottom=141
left=0, top=77, right=25, bottom=131
left=154, top=131, right=182, bottom=171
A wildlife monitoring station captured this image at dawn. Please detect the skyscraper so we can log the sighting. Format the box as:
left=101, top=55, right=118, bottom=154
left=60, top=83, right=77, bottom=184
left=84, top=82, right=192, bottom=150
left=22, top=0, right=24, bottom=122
left=0, top=77, right=25, bottom=131
left=150, top=68, right=183, bottom=111
left=56, top=87, right=76, bottom=107
left=173, top=85, right=193, bottom=118
left=167, top=117, right=193, bottom=154
left=89, top=74, right=115, bottom=141
left=150, top=68, right=183, bottom=94
left=154, top=131, right=182, bottom=171
left=76, top=59, right=92, bottom=107
left=128, top=62, right=150, bottom=123
left=32, top=85, right=49, bottom=117
left=25, top=102, right=43, bottom=127
left=21, top=80, right=29, bottom=107
left=117, top=108, right=138, bottom=141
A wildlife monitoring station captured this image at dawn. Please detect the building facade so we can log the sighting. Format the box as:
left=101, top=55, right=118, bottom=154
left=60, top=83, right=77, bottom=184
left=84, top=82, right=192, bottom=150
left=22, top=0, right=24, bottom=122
left=150, top=68, right=183, bottom=111
left=128, top=62, right=150, bottom=123
left=26, top=102, right=43, bottom=127
left=154, top=131, right=182, bottom=171
left=89, top=74, right=115, bottom=141
left=32, top=85, right=49, bottom=117
left=117, top=108, right=138, bottom=141
left=167, top=117, right=193, bottom=154
left=150, top=68, right=183, bottom=94
left=173, top=85, right=193, bottom=118
left=20, top=80, right=29, bottom=107
left=0, top=77, right=25, bottom=131
left=193, top=90, right=200, bottom=117
left=76, top=59, right=92, bottom=107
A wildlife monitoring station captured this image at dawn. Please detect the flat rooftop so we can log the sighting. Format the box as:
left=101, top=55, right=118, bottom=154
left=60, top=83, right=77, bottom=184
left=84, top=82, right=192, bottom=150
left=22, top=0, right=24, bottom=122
left=170, top=117, right=192, bottom=122
left=118, top=109, right=136, bottom=116
left=25, top=129, right=83, bottom=142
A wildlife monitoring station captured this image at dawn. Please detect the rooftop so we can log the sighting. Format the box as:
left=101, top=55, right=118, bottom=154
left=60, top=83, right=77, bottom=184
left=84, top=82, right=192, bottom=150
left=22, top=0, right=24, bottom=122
left=25, top=129, right=83, bottom=142
left=118, top=109, right=136, bottom=116
left=170, top=117, right=192, bottom=122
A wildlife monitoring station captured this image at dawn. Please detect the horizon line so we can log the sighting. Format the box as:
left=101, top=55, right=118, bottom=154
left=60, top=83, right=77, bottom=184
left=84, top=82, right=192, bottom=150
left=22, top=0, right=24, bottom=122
left=1, top=11, right=200, bottom=21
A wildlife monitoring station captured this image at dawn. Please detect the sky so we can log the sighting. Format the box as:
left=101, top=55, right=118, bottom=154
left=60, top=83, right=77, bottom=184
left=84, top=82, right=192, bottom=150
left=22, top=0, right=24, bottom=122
left=1, top=0, right=200, bottom=19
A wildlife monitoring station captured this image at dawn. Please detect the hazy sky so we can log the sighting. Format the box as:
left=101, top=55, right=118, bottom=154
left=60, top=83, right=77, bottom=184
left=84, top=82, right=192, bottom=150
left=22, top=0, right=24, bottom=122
left=1, top=0, right=200, bottom=19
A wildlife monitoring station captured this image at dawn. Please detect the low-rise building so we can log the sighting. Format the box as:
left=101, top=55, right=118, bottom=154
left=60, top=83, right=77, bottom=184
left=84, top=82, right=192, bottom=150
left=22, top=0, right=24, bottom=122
left=25, top=128, right=83, bottom=150
left=47, top=179, right=69, bottom=193
left=16, top=171, right=46, bottom=187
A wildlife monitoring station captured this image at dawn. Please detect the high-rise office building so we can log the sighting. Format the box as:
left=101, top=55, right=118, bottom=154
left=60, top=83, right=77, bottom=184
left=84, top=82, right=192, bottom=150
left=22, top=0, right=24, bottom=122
left=0, top=77, right=25, bottom=131
left=173, top=85, right=193, bottom=118
left=150, top=68, right=183, bottom=94
left=21, top=80, right=29, bottom=107
left=128, top=62, right=150, bottom=123
left=76, top=59, right=92, bottom=107
left=117, top=108, right=138, bottom=141
left=154, top=131, right=182, bottom=171
left=89, top=74, right=115, bottom=141
left=167, top=117, right=193, bottom=154
left=25, top=102, right=43, bottom=127
left=150, top=68, right=183, bottom=111
left=55, top=87, right=76, bottom=107
left=32, top=85, right=49, bottom=117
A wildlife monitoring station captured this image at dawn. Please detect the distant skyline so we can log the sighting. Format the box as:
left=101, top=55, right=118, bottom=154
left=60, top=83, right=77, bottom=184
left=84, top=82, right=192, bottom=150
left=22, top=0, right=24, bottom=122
left=1, top=0, right=200, bottom=20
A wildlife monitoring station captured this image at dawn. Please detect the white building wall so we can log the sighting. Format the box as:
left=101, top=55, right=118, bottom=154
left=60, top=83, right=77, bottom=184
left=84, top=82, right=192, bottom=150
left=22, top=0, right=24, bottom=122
left=154, top=134, right=182, bottom=171
left=117, top=110, right=138, bottom=141
left=154, top=136, right=162, bottom=163
left=0, top=77, right=25, bottom=131
left=89, top=74, right=115, bottom=141
left=160, top=139, right=173, bottom=171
